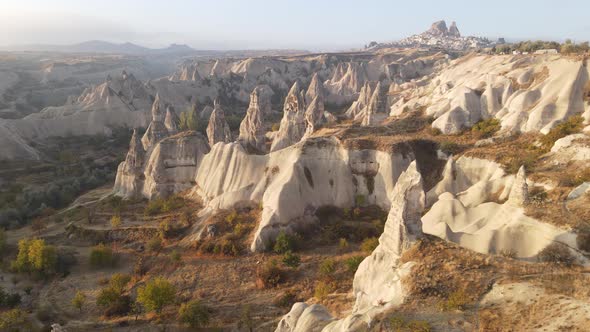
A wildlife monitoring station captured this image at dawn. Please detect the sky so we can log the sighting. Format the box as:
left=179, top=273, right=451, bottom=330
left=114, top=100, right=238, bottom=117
left=1, top=0, right=589, bottom=51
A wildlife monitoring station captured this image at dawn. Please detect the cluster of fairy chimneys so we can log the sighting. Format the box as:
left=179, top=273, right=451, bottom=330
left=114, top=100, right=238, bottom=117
left=126, top=66, right=390, bottom=163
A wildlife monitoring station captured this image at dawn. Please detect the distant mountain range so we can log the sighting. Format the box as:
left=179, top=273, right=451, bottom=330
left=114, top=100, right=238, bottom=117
left=0, top=40, right=198, bottom=55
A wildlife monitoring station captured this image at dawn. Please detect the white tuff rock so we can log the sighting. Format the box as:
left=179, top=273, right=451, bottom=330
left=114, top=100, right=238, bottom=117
left=206, top=99, right=232, bottom=147
left=270, top=82, right=307, bottom=152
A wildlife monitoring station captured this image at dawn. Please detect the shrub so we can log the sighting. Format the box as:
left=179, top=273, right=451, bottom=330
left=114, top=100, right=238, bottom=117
left=439, top=141, right=461, bottom=155
left=282, top=251, right=301, bottom=268
left=147, top=236, right=163, bottom=252
left=225, top=210, right=239, bottom=224
left=89, top=243, right=116, bottom=268
left=355, top=194, right=366, bottom=207
left=238, top=304, right=254, bottom=332
left=110, top=215, right=121, bottom=228
left=273, top=290, right=298, bottom=308
left=314, top=281, right=336, bottom=300
left=540, top=115, right=584, bottom=149
left=72, top=291, right=86, bottom=312
left=0, top=309, right=29, bottom=331
left=499, top=249, right=517, bottom=259
left=318, top=258, right=336, bottom=278
left=273, top=231, right=299, bottom=254
left=361, top=237, right=379, bottom=253
left=178, top=299, right=210, bottom=329
left=170, top=250, right=182, bottom=263
left=271, top=123, right=280, bottom=131
left=95, top=274, right=131, bottom=316
left=438, top=289, right=469, bottom=311
left=11, top=238, right=57, bottom=275
left=537, top=243, right=576, bottom=266
left=338, top=238, right=349, bottom=251
left=256, top=260, right=285, bottom=288
left=344, top=256, right=364, bottom=273
left=137, top=277, right=177, bottom=313
left=0, top=287, right=21, bottom=309
left=472, top=118, right=501, bottom=138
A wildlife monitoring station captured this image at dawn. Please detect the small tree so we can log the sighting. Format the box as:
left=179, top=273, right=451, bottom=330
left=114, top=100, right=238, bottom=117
left=282, top=251, right=301, bottom=268
left=89, top=243, right=115, bottom=268
left=273, top=231, right=298, bottom=254
left=137, top=278, right=176, bottom=314
left=31, top=219, right=46, bottom=236
left=11, top=238, right=57, bottom=275
left=110, top=215, right=122, bottom=229
left=178, top=299, right=210, bottom=329
left=72, top=291, right=86, bottom=312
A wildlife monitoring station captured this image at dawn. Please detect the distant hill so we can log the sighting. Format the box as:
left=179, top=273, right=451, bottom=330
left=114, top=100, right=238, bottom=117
left=0, top=40, right=197, bottom=55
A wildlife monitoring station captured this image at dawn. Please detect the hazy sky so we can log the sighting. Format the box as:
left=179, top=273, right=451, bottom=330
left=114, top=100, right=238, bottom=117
left=1, top=0, right=589, bottom=50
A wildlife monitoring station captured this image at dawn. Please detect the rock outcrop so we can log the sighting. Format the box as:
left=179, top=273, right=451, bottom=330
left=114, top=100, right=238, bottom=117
left=428, top=20, right=449, bottom=36
left=324, top=62, right=369, bottom=106
left=192, top=137, right=419, bottom=252
left=448, top=21, right=461, bottom=37
left=303, top=96, right=325, bottom=139
left=270, top=82, right=307, bottom=152
left=305, top=73, right=325, bottom=106
left=275, top=162, right=426, bottom=331
left=164, top=106, right=180, bottom=135
left=238, top=86, right=270, bottom=152
left=206, top=99, right=232, bottom=147
left=345, top=81, right=377, bottom=120
left=361, top=81, right=388, bottom=126
left=142, top=94, right=170, bottom=150
left=114, top=131, right=210, bottom=199
left=422, top=156, right=579, bottom=259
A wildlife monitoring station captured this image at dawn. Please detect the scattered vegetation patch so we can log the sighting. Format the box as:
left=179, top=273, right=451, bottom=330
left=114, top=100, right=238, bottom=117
left=256, top=259, right=286, bottom=288
left=438, top=289, right=470, bottom=311
left=537, top=243, right=576, bottom=266
left=11, top=238, right=57, bottom=276
left=344, top=256, right=364, bottom=273
left=472, top=118, right=501, bottom=138
left=314, top=280, right=336, bottom=301
left=144, top=194, right=186, bottom=216
left=178, top=299, right=210, bottom=329
left=539, top=115, right=584, bottom=150
left=388, top=314, right=432, bottom=332
left=89, top=243, right=116, bottom=268
left=273, top=231, right=301, bottom=254
left=196, top=207, right=259, bottom=256
left=360, top=237, right=379, bottom=253
left=282, top=251, right=301, bottom=268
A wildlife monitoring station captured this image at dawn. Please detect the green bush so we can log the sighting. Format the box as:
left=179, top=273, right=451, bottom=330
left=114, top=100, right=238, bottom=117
left=147, top=236, right=163, bottom=252
left=344, top=256, right=364, bottom=273
left=110, top=215, right=122, bottom=228
left=472, top=118, right=501, bottom=138
left=438, top=289, right=469, bottom=311
left=0, top=309, right=29, bottom=331
left=439, top=141, right=461, bottom=155
left=0, top=287, right=21, bottom=309
left=256, top=259, right=285, bottom=288
left=137, top=277, right=177, bottom=313
left=282, top=251, right=301, bottom=268
left=355, top=194, right=366, bottom=207
left=540, top=115, right=584, bottom=149
left=72, top=291, right=86, bottom=312
left=178, top=299, right=210, bottom=329
left=89, top=243, right=116, bottom=268
left=273, top=231, right=299, bottom=254
left=361, top=237, right=379, bottom=253
left=318, top=258, right=336, bottom=278
left=314, top=281, right=336, bottom=300
left=537, top=243, right=576, bottom=266
left=338, top=238, right=349, bottom=251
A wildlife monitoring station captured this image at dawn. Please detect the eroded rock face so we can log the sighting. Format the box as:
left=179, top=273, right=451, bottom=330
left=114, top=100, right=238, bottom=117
left=270, top=82, right=307, bottom=152
left=114, top=131, right=210, bottom=199
left=238, top=86, right=270, bottom=152
left=164, top=106, right=180, bottom=135
left=345, top=81, right=377, bottom=120
left=206, top=100, right=232, bottom=147
left=324, top=62, right=369, bottom=106
left=275, top=162, right=426, bottom=332
left=448, top=21, right=461, bottom=37
left=142, top=94, right=170, bottom=150
left=428, top=20, right=449, bottom=36
left=361, top=81, right=388, bottom=126
left=303, top=96, right=325, bottom=139
left=275, top=303, right=334, bottom=332
left=422, top=156, right=579, bottom=259
left=407, top=55, right=590, bottom=134
left=305, top=73, right=325, bottom=106
left=192, top=137, right=416, bottom=252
